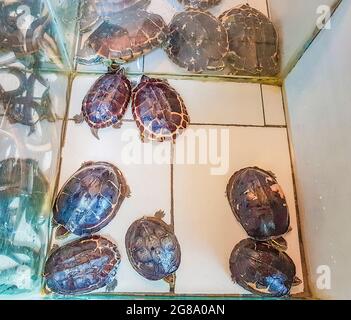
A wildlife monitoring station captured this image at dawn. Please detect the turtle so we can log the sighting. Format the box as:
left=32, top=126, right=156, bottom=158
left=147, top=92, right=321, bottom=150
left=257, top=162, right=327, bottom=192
left=78, top=9, right=168, bottom=65
left=125, top=210, right=181, bottom=289
left=229, top=238, right=302, bottom=297
left=177, top=0, right=221, bottom=11
left=0, top=158, right=49, bottom=242
left=74, top=67, right=131, bottom=139
left=165, top=9, right=229, bottom=73
left=79, top=0, right=151, bottom=32
left=53, top=161, right=131, bottom=239
left=132, top=75, right=190, bottom=142
left=44, top=235, right=121, bottom=295
left=5, top=71, right=56, bottom=135
left=0, top=158, right=49, bottom=292
left=226, top=167, right=290, bottom=241
left=219, top=4, right=280, bottom=76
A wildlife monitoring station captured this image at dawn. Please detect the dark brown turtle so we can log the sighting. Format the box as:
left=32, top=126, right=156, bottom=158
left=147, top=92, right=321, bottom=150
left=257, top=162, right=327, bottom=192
left=230, top=238, right=302, bottom=297
left=78, top=9, right=167, bottom=65
left=132, top=75, right=190, bottom=142
left=53, top=161, right=131, bottom=238
left=219, top=4, right=280, bottom=76
left=44, top=235, right=121, bottom=295
left=79, top=0, right=151, bottom=32
left=125, top=211, right=181, bottom=289
left=178, top=0, right=221, bottom=10
left=74, top=67, right=131, bottom=139
left=226, top=167, right=290, bottom=241
left=165, top=9, right=229, bottom=73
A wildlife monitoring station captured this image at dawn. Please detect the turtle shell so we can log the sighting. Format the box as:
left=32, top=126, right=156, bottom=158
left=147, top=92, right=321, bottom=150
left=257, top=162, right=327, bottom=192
left=125, top=211, right=181, bottom=281
left=0, top=158, right=48, bottom=240
left=82, top=9, right=167, bottom=63
left=219, top=4, right=280, bottom=76
left=44, top=235, right=121, bottom=295
left=230, top=238, right=301, bottom=297
left=79, top=69, right=131, bottom=136
left=226, top=167, right=290, bottom=241
left=132, top=76, right=189, bottom=142
left=53, top=161, right=130, bottom=237
left=178, top=0, right=221, bottom=10
left=165, top=9, right=229, bottom=73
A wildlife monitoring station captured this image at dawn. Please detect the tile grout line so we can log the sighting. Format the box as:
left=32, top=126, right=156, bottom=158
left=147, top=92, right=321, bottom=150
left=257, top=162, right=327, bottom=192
left=260, top=84, right=267, bottom=126
left=266, top=0, right=271, bottom=18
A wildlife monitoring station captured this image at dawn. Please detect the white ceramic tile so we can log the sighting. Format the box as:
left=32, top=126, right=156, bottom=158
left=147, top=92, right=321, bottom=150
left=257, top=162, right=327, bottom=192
left=169, top=79, right=264, bottom=125
left=173, top=125, right=304, bottom=295
left=68, top=74, right=141, bottom=120
left=58, top=122, right=172, bottom=293
left=262, top=85, right=286, bottom=126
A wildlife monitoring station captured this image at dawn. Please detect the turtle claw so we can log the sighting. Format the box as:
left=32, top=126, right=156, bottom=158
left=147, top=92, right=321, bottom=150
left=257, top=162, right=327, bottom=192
left=91, top=127, right=100, bottom=140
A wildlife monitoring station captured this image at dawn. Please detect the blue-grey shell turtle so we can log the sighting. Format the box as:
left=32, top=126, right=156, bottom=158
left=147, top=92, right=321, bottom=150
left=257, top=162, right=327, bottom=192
left=226, top=167, right=290, bottom=241
left=44, top=235, right=121, bottom=295
left=230, top=238, right=302, bottom=297
left=53, top=161, right=131, bottom=238
left=125, top=210, right=181, bottom=289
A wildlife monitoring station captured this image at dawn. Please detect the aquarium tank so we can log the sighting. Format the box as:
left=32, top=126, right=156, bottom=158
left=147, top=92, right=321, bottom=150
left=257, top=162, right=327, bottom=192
left=0, top=0, right=350, bottom=300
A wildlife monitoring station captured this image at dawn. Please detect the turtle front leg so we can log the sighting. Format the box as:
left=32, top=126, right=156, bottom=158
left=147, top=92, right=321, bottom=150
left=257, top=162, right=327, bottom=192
left=105, top=278, right=118, bottom=293
left=112, top=121, right=123, bottom=129
left=73, top=112, right=84, bottom=124
left=27, top=125, right=36, bottom=136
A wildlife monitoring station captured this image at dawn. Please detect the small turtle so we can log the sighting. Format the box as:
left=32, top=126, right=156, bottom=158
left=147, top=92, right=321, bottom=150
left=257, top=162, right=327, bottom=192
left=219, top=4, right=280, bottom=76
left=178, top=0, right=221, bottom=10
left=5, top=71, right=56, bottom=135
left=132, top=75, right=190, bottom=142
left=165, top=9, right=229, bottom=73
left=230, top=238, right=302, bottom=297
left=125, top=210, right=181, bottom=288
left=226, top=167, right=290, bottom=241
left=53, top=161, right=131, bottom=238
left=44, top=235, right=121, bottom=295
left=78, top=9, right=167, bottom=65
left=74, top=67, right=131, bottom=139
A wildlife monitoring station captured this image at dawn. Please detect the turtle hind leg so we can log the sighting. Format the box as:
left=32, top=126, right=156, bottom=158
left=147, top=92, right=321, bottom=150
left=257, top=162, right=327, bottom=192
left=73, top=112, right=84, bottom=124
left=105, top=278, right=118, bottom=293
